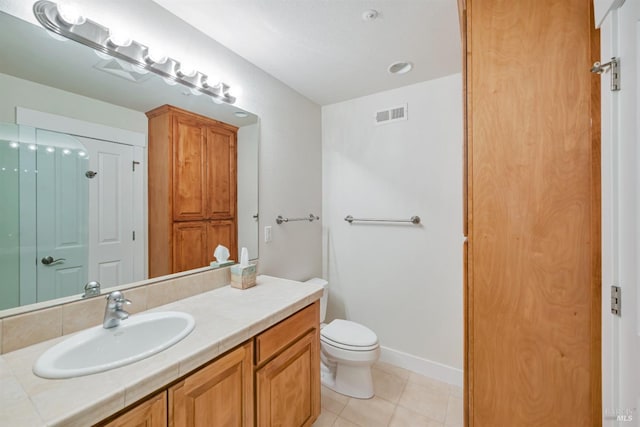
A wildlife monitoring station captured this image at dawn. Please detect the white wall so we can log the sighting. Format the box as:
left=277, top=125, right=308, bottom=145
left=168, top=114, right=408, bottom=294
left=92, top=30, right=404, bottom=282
left=0, top=73, right=147, bottom=133
left=322, top=74, right=464, bottom=377
left=0, top=0, right=323, bottom=280
left=237, top=122, right=259, bottom=260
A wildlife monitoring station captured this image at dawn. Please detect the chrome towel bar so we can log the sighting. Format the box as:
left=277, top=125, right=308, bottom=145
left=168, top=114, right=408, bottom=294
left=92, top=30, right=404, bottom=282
left=276, top=214, right=320, bottom=225
left=344, top=215, right=421, bottom=225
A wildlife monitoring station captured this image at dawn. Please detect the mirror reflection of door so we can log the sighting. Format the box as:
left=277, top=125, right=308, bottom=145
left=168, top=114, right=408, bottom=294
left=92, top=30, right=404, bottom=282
left=80, top=136, right=134, bottom=288
left=34, top=130, right=89, bottom=302
left=28, top=130, right=137, bottom=303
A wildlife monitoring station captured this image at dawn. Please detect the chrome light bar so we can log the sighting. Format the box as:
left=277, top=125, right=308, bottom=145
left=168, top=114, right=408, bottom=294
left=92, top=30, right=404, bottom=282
left=33, top=0, right=236, bottom=104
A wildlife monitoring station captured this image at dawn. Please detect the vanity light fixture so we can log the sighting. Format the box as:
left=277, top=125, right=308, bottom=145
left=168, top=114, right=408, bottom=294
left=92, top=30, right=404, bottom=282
left=33, top=0, right=237, bottom=104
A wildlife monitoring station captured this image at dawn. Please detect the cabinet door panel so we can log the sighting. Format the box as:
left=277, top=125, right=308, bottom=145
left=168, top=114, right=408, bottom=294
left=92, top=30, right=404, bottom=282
left=256, top=330, right=320, bottom=427
left=172, top=222, right=207, bottom=273
left=99, top=392, right=166, bottom=427
left=206, top=220, right=237, bottom=265
left=169, top=342, right=253, bottom=427
left=205, top=127, right=237, bottom=220
left=173, top=116, right=206, bottom=221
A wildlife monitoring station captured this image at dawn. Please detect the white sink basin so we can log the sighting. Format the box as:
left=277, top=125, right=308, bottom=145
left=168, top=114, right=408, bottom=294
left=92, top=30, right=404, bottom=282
left=33, top=311, right=195, bottom=379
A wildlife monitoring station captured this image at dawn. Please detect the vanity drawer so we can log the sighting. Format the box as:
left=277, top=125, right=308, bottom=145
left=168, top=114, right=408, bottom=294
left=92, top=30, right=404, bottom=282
left=255, top=301, right=319, bottom=365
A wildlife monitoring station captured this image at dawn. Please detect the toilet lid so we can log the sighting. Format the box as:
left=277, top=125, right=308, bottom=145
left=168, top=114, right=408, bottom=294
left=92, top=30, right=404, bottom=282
left=320, top=319, right=378, bottom=347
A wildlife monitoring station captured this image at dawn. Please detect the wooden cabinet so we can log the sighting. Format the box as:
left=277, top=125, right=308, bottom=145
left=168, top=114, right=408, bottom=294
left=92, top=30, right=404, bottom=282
left=169, top=342, right=253, bottom=427
left=255, top=301, right=320, bottom=427
left=461, top=1, right=600, bottom=426
left=147, top=105, right=238, bottom=277
left=97, top=393, right=167, bottom=427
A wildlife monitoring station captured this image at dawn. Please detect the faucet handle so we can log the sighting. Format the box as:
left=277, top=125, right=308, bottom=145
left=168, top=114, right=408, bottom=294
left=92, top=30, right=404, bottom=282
left=106, top=291, right=131, bottom=307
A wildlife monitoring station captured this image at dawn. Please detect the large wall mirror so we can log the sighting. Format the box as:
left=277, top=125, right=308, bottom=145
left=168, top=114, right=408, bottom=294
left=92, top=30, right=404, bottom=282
left=0, top=11, right=259, bottom=313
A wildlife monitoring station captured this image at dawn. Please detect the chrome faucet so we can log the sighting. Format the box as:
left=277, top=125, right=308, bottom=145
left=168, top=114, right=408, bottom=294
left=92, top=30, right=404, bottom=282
left=103, top=291, right=131, bottom=329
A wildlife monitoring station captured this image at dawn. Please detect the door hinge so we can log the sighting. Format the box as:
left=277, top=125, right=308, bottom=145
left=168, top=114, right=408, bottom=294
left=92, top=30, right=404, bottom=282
left=611, top=285, right=621, bottom=316
left=590, top=57, right=620, bottom=91
left=132, top=161, right=140, bottom=171
left=132, top=230, right=136, bottom=241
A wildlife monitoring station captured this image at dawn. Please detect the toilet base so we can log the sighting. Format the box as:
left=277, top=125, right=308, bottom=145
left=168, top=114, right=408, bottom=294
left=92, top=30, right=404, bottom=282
left=320, top=360, right=375, bottom=399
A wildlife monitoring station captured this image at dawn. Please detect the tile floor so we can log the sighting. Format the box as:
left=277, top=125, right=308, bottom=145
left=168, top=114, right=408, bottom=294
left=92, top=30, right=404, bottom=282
left=313, top=362, right=462, bottom=427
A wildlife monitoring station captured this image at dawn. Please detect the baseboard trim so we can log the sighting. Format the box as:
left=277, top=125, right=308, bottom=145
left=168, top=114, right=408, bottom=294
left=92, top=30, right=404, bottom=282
left=379, top=346, right=463, bottom=388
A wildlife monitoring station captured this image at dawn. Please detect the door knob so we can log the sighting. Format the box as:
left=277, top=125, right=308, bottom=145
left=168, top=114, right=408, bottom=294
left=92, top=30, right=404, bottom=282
left=41, top=256, right=66, bottom=265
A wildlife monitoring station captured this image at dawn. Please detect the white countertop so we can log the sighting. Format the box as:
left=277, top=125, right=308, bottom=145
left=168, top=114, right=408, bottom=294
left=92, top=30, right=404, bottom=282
left=0, top=275, right=323, bottom=427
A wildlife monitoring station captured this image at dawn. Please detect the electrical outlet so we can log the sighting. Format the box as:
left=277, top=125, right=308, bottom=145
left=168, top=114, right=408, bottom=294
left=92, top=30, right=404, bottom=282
left=264, top=226, right=272, bottom=243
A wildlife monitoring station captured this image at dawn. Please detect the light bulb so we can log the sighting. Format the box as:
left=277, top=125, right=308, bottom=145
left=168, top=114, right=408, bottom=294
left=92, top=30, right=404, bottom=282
left=28, top=144, right=37, bottom=151
left=177, top=62, right=197, bottom=77
left=108, top=29, right=132, bottom=47
left=145, top=47, right=168, bottom=65
left=190, top=88, right=202, bottom=96
left=56, top=3, right=86, bottom=26
left=62, top=149, right=71, bottom=155
left=78, top=151, right=86, bottom=157
left=46, top=147, right=55, bottom=153
left=9, top=142, right=19, bottom=149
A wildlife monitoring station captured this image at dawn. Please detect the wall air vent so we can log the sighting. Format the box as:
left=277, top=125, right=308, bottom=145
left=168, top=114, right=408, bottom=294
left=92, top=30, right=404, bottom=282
left=374, top=104, right=408, bottom=125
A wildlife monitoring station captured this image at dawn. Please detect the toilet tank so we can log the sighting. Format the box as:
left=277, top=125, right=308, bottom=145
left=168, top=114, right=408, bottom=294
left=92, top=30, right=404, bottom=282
left=304, top=278, right=328, bottom=322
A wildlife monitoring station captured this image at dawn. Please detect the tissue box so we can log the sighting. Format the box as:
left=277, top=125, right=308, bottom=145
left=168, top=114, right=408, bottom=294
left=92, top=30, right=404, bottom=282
left=230, top=264, right=257, bottom=289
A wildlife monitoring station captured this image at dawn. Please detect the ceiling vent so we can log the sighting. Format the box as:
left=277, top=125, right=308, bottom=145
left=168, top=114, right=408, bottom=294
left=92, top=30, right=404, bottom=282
left=374, top=104, right=408, bottom=125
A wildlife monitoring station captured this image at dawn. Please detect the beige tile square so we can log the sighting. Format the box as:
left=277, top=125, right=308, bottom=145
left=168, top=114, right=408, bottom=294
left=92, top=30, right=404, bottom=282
left=372, top=367, right=407, bottom=404
left=321, top=385, right=349, bottom=415
left=408, top=372, right=450, bottom=395
left=445, top=396, right=463, bottom=427
left=312, top=410, right=338, bottom=427
left=146, top=279, right=198, bottom=309
left=62, top=297, right=105, bottom=335
left=398, top=383, right=449, bottom=423
left=373, top=361, right=411, bottom=381
left=0, top=374, right=44, bottom=426
left=201, top=267, right=231, bottom=292
left=340, top=396, right=396, bottom=427
left=390, top=406, right=444, bottom=427
left=123, top=286, right=149, bottom=315
left=2, top=306, right=62, bottom=353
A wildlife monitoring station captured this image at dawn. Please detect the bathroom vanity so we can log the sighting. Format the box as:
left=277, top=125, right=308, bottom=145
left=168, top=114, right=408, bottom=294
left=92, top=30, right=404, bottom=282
left=0, top=276, right=323, bottom=427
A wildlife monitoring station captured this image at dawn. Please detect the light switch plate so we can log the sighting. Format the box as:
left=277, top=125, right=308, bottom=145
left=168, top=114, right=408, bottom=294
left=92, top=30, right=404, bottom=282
left=264, top=226, right=272, bottom=243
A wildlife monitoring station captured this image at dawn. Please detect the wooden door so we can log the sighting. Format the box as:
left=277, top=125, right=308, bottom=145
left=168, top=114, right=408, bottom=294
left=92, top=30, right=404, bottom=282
left=172, top=222, right=207, bottom=273
left=255, top=331, right=320, bottom=427
left=205, top=126, right=237, bottom=220
left=169, top=342, right=253, bottom=427
left=206, top=220, right=237, bottom=264
left=100, top=392, right=166, bottom=427
left=465, top=0, right=600, bottom=426
left=173, top=115, right=206, bottom=221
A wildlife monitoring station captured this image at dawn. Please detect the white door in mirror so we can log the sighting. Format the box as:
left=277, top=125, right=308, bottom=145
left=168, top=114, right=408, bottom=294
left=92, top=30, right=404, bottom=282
left=33, top=311, right=195, bottom=379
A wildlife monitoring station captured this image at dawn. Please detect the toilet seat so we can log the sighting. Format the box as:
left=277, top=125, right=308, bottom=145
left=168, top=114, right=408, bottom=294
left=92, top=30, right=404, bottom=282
left=320, top=319, right=379, bottom=352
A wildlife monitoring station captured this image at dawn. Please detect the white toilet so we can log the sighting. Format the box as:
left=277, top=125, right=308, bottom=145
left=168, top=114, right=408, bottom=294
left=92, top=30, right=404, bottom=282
left=305, top=278, right=380, bottom=399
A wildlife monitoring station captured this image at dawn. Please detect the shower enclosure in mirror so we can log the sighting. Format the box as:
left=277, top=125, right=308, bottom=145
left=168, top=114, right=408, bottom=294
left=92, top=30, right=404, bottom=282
left=0, top=10, right=260, bottom=312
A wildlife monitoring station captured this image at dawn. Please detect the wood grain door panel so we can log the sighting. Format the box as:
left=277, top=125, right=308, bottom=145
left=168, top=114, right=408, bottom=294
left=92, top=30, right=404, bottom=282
left=173, top=116, right=206, bottom=221
left=172, top=222, right=207, bottom=273
left=169, top=342, right=253, bottom=427
left=466, top=0, right=599, bottom=426
left=205, top=127, right=237, bottom=220
left=255, top=330, right=320, bottom=427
